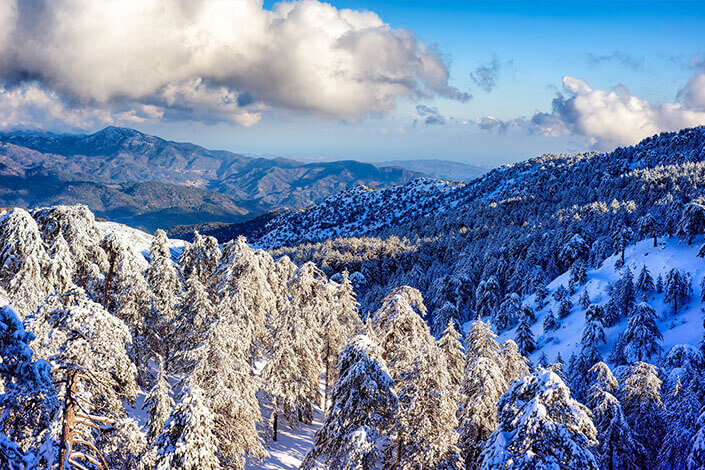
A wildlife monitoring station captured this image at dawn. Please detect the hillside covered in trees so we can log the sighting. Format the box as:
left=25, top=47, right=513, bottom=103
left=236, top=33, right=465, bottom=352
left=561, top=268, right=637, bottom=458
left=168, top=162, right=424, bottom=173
left=3, top=127, right=705, bottom=469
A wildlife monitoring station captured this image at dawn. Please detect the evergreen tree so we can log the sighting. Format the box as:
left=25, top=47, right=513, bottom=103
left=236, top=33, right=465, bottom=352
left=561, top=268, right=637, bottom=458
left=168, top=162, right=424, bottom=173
left=479, top=368, right=599, bottom=470
left=636, top=265, right=655, bottom=295
left=664, top=268, right=693, bottom=314
left=186, top=317, right=265, bottom=468
left=570, top=260, right=588, bottom=287
left=432, top=300, right=460, bottom=337
left=621, top=362, right=666, bottom=464
left=557, top=297, right=573, bottom=319
left=0, top=300, right=57, bottom=460
left=302, top=336, right=397, bottom=470
left=515, top=312, right=536, bottom=356
left=543, top=308, right=560, bottom=333
left=554, top=284, right=569, bottom=301
left=689, top=411, right=705, bottom=470
left=579, top=288, right=591, bottom=309
left=622, top=302, right=662, bottom=362
left=154, top=385, right=221, bottom=470
left=638, top=213, right=659, bottom=247
left=658, top=378, right=701, bottom=470
left=145, top=357, right=174, bottom=443
left=438, top=319, right=466, bottom=389
left=612, top=225, right=634, bottom=268
left=394, top=346, right=464, bottom=469
left=572, top=304, right=606, bottom=399
left=475, top=277, right=501, bottom=319
left=459, top=356, right=508, bottom=469
left=498, top=339, right=530, bottom=384
left=656, top=273, right=664, bottom=293
left=464, top=317, right=501, bottom=364
left=677, top=201, right=705, bottom=245
left=586, top=362, right=646, bottom=470
left=534, top=284, right=549, bottom=309
left=494, top=292, right=521, bottom=332
left=178, top=231, right=221, bottom=287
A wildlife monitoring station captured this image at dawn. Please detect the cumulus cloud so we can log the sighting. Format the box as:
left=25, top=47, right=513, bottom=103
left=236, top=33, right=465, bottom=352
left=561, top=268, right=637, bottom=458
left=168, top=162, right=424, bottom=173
left=0, top=0, right=468, bottom=130
left=476, top=75, right=705, bottom=149
left=587, top=51, right=644, bottom=71
left=415, top=104, right=445, bottom=125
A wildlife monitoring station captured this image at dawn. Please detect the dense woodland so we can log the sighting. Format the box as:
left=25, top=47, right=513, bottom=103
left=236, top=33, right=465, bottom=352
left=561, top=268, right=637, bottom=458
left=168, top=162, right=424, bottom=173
left=2, top=127, right=705, bottom=469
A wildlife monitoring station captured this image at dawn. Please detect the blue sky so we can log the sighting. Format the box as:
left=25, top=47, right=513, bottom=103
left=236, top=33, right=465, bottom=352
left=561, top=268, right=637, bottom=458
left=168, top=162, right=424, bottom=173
left=1, top=0, right=704, bottom=165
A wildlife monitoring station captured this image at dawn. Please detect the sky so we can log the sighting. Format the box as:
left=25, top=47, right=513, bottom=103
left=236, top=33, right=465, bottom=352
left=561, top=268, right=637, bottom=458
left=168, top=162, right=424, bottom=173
left=0, top=1, right=704, bottom=166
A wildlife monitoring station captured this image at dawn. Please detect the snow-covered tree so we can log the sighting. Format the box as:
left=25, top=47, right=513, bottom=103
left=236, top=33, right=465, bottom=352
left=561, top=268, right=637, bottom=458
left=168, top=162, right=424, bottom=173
left=689, top=411, right=705, bottom=470
left=475, top=277, right=501, bottom=319
left=185, top=317, right=265, bottom=468
left=432, top=300, right=460, bottom=338
left=621, top=362, right=666, bottom=464
left=301, top=335, right=397, bottom=470
left=557, top=297, right=573, bottom=319
left=494, top=292, right=521, bottom=332
left=586, top=362, right=646, bottom=470
left=579, top=288, right=591, bottom=309
left=638, top=213, right=659, bottom=247
left=677, top=200, right=705, bottom=245
left=145, top=357, right=174, bottom=444
left=612, top=225, right=634, bottom=267
left=479, top=368, right=598, bottom=470
left=658, top=377, right=701, bottom=470
left=464, top=317, right=501, bottom=364
left=515, top=312, right=536, bottom=356
left=622, top=302, right=662, bottom=362
left=459, top=356, right=508, bottom=469
left=560, top=234, right=589, bottom=268
left=178, top=231, right=221, bottom=287
left=656, top=273, right=664, bottom=293
left=636, top=265, right=655, bottom=295
left=664, top=268, right=693, bottom=314
left=534, top=284, right=549, bottom=309
left=570, top=260, right=588, bottom=287
left=0, top=300, right=57, bottom=461
left=543, top=308, right=560, bottom=333
left=154, top=385, right=221, bottom=470
left=394, top=346, right=463, bottom=469
left=498, top=339, right=530, bottom=385
left=606, top=267, right=636, bottom=326
left=438, top=318, right=465, bottom=389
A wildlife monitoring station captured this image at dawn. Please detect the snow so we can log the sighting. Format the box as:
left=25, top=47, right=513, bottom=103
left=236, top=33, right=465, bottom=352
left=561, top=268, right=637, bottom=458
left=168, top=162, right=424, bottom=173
left=245, top=409, right=323, bottom=470
left=95, top=221, right=187, bottom=265
left=499, top=236, right=705, bottom=364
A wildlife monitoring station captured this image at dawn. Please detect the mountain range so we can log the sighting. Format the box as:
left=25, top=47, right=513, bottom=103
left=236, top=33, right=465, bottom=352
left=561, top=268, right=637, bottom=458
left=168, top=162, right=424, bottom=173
left=1, top=126, right=486, bottom=231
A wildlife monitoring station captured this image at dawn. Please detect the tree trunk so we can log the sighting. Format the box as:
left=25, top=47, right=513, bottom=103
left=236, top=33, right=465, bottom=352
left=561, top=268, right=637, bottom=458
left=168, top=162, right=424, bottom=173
left=653, top=235, right=657, bottom=247
left=103, top=251, right=117, bottom=309
left=79, top=260, right=85, bottom=289
left=272, top=411, right=278, bottom=442
left=323, top=338, right=330, bottom=416
left=59, top=369, right=78, bottom=470
left=621, top=247, right=625, bottom=266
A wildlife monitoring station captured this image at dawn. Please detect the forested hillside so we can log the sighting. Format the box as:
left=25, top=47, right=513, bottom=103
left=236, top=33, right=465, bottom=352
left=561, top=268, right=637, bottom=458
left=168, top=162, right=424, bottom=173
left=3, top=127, right=705, bottom=470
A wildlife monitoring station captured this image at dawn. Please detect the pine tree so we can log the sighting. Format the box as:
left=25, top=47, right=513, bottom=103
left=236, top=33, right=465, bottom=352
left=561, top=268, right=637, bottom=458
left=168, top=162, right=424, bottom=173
left=186, top=317, right=265, bottom=468
left=677, top=201, right=705, bottom=245
left=432, top=300, right=460, bottom=337
left=0, top=300, right=58, bottom=458
left=498, top=339, right=531, bottom=384
left=494, top=292, right=521, bottom=332
left=301, top=336, right=397, bottom=470
left=586, top=362, right=646, bottom=470
left=48, top=230, right=76, bottom=295
left=464, top=317, right=501, bottom=364
left=570, top=260, right=588, bottom=287
left=459, top=356, right=508, bottom=469
left=665, top=268, right=693, bottom=314
left=658, top=378, right=701, bottom=470
left=557, top=297, right=573, bottom=319
left=636, top=265, right=655, bottom=295
left=394, top=346, right=464, bottom=469
left=479, top=368, right=599, bottom=470
left=621, top=362, right=666, bottom=464
left=579, top=289, right=591, bottom=309
left=689, top=411, right=705, bottom=470
left=612, top=225, right=634, bottom=268
left=622, top=302, right=662, bottom=362
left=560, top=234, right=589, bottom=269
left=515, top=312, right=536, bottom=356
left=656, top=273, right=664, bottom=293
left=475, top=277, right=501, bottom=319
left=154, top=385, right=221, bottom=470
left=438, top=319, right=465, bottom=389
left=572, top=304, right=606, bottom=399
left=146, top=357, right=174, bottom=444
left=543, top=308, right=560, bottom=333
left=176, top=275, right=215, bottom=352
left=178, top=231, right=221, bottom=287
left=638, top=213, right=659, bottom=247
left=554, top=284, right=569, bottom=301
left=534, top=284, right=549, bottom=309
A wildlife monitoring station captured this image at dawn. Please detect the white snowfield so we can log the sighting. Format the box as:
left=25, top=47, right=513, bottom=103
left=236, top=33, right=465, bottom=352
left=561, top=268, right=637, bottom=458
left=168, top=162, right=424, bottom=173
left=96, top=221, right=187, bottom=266
left=501, top=236, right=705, bottom=365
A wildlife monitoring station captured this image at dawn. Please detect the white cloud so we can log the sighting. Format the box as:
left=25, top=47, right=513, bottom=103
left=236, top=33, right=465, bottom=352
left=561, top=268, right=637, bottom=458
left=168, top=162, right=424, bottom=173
left=476, top=74, right=705, bottom=149
left=0, top=0, right=468, bottom=130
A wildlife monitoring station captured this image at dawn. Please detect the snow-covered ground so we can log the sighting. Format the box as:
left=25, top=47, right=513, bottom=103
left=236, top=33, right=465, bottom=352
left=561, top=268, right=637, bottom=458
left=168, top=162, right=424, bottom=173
left=500, top=236, right=705, bottom=364
left=96, top=221, right=187, bottom=265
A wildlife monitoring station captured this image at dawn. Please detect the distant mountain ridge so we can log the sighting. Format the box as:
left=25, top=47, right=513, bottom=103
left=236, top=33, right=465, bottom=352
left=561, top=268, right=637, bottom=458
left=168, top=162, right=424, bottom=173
left=377, top=159, right=488, bottom=182
left=0, top=126, right=428, bottom=230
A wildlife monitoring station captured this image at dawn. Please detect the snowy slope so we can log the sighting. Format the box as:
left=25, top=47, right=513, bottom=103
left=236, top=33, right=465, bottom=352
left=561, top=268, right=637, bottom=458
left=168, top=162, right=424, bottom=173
left=96, top=221, right=186, bottom=266
left=502, top=236, right=705, bottom=364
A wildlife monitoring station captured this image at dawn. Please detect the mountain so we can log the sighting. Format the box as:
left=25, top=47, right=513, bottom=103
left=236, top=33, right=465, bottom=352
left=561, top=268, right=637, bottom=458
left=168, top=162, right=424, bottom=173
left=377, top=159, right=489, bottom=181
left=0, top=126, right=424, bottom=213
